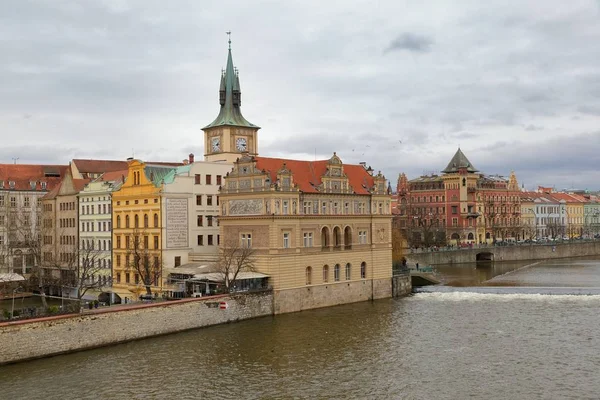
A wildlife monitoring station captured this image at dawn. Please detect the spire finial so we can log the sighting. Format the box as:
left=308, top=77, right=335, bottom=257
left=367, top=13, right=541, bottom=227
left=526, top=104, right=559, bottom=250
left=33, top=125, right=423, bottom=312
left=226, top=31, right=231, bottom=50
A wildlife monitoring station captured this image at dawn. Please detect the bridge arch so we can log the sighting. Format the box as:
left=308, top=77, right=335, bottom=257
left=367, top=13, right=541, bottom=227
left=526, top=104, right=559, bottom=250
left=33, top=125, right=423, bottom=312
left=476, top=252, right=494, bottom=261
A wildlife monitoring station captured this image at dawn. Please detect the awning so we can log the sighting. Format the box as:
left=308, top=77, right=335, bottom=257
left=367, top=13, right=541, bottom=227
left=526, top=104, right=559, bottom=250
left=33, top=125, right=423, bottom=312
left=190, top=271, right=269, bottom=282
left=102, top=288, right=135, bottom=300
left=0, top=273, right=26, bottom=283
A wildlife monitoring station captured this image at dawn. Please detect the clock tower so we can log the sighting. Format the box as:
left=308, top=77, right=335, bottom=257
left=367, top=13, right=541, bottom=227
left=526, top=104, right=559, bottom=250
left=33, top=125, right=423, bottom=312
left=203, top=36, right=260, bottom=163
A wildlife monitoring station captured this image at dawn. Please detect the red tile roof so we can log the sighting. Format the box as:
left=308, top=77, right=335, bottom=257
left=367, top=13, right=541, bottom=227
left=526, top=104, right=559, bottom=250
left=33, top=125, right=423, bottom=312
left=72, top=159, right=129, bottom=174
left=98, top=169, right=129, bottom=183
left=254, top=156, right=375, bottom=195
left=0, top=164, right=67, bottom=192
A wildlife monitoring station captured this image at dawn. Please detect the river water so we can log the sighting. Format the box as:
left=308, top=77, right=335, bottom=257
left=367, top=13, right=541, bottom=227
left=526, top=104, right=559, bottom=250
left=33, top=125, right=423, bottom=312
left=2, top=257, right=600, bottom=399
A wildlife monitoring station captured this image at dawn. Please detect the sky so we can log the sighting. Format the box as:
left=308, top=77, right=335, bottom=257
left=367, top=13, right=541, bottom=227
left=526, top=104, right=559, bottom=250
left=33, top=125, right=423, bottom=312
left=2, top=0, right=600, bottom=191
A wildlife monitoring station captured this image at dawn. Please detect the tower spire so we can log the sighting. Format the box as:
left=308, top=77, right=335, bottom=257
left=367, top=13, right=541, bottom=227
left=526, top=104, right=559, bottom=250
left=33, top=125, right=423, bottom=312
left=203, top=32, right=259, bottom=130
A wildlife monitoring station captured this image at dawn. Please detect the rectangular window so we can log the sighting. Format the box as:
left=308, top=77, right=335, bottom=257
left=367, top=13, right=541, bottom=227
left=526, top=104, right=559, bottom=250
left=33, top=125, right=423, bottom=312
left=216, top=175, right=222, bottom=185
left=206, top=175, right=212, bottom=185
left=196, top=195, right=202, bottom=206
left=452, top=217, right=458, bottom=227
left=303, top=232, right=313, bottom=247
left=207, top=195, right=213, bottom=206
left=116, top=255, right=121, bottom=267
left=174, top=256, right=181, bottom=267
left=117, top=236, right=121, bottom=249
left=322, top=202, right=327, bottom=214
left=197, top=235, right=203, bottom=246
left=208, top=235, right=214, bottom=245
left=125, top=273, right=130, bottom=284
left=195, top=174, right=201, bottom=184
left=358, top=231, right=367, bottom=244
left=24, top=197, right=30, bottom=207
left=283, top=232, right=290, bottom=248
left=283, top=201, right=289, bottom=215
left=303, top=202, right=312, bottom=214
left=153, top=236, right=159, bottom=249
left=197, top=215, right=203, bottom=226
left=143, top=235, right=149, bottom=249
left=334, top=265, right=340, bottom=282
left=241, top=233, right=252, bottom=248
left=207, top=216, right=213, bottom=227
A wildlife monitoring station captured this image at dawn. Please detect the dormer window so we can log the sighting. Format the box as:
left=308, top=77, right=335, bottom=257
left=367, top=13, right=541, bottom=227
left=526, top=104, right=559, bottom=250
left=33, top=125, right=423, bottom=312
left=9, top=181, right=15, bottom=189
left=30, top=181, right=36, bottom=190
left=41, top=182, right=47, bottom=190
left=0, top=181, right=3, bottom=188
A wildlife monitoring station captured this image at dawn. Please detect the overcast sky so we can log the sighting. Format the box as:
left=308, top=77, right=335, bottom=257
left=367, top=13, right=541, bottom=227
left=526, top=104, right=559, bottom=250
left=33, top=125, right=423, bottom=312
left=2, top=0, right=600, bottom=191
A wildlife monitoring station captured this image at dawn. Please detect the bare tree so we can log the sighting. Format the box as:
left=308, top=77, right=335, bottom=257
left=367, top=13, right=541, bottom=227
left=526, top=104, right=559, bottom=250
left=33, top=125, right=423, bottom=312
left=124, top=227, right=162, bottom=295
left=216, top=238, right=256, bottom=291
left=61, top=242, right=109, bottom=302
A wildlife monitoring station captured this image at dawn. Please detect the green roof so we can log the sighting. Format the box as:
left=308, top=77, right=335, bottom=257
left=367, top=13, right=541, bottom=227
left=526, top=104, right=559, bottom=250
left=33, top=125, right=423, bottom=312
left=442, top=148, right=478, bottom=173
left=203, top=46, right=259, bottom=130
left=144, top=165, right=179, bottom=186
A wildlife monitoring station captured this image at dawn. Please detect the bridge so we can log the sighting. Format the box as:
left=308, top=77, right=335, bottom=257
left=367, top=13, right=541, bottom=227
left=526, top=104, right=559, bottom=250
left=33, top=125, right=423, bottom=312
left=406, top=241, right=600, bottom=266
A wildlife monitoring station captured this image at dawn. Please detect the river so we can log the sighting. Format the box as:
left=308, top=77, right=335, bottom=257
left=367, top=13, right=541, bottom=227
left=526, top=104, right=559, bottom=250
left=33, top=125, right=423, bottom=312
left=1, top=257, right=600, bottom=399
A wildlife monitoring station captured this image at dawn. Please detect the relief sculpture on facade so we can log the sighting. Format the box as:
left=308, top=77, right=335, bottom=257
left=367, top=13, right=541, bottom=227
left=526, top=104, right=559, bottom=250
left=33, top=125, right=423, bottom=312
left=228, top=199, right=264, bottom=216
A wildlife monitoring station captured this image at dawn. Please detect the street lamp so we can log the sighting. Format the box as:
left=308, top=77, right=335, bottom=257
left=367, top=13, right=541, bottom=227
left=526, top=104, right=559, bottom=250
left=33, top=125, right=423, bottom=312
left=11, top=286, right=22, bottom=319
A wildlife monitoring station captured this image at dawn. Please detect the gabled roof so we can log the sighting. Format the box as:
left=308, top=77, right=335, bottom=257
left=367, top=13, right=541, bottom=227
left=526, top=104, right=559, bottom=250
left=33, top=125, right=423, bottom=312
left=203, top=43, right=259, bottom=130
left=442, top=148, right=478, bottom=173
left=254, top=156, right=376, bottom=195
left=72, top=159, right=129, bottom=174
left=97, top=169, right=129, bottom=183
left=0, top=163, right=67, bottom=191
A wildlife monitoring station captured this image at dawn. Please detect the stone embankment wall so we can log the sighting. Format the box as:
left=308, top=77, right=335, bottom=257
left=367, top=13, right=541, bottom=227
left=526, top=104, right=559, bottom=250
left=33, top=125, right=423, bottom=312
left=407, top=241, right=600, bottom=266
left=0, top=291, right=273, bottom=365
left=392, top=274, right=412, bottom=297
left=274, top=278, right=392, bottom=314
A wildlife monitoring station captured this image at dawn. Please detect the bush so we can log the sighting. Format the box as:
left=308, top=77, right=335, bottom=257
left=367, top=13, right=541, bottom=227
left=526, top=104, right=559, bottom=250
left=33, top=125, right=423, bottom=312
left=47, top=305, right=60, bottom=314
left=2, top=309, right=10, bottom=319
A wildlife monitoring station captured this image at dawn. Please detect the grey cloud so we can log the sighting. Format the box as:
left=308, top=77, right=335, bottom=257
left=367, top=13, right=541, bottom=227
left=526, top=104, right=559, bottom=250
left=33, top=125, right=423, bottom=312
left=384, top=33, right=433, bottom=54
left=524, top=124, right=544, bottom=131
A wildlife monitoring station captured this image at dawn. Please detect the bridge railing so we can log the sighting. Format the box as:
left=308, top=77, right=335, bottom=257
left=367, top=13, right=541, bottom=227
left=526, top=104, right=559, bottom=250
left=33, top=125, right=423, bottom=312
left=408, top=237, right=600, bottom=254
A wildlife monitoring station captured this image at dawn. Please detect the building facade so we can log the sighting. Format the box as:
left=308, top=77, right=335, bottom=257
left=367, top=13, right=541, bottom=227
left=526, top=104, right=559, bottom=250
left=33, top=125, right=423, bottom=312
left=396, top=148, right=522, bottom=246
left=77, top=171, right=126, bottom=292
left=0, top=164, right=65, bottom=276
left=219, top=153, right=393, bottom=314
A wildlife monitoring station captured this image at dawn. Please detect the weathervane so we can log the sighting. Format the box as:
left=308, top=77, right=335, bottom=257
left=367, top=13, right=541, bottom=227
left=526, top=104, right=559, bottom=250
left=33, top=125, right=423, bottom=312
left=226, top=30, right=231, bottom=50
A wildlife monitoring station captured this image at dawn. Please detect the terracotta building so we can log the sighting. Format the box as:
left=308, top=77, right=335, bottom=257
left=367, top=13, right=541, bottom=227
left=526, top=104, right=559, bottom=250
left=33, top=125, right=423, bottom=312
left=396, top=148, right=522, bottom=246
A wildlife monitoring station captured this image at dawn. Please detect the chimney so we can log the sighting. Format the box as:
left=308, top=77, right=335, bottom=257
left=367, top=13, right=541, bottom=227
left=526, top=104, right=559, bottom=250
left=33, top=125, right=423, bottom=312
left=189, top=153, right=195, bottom=164
left=359, top=162, right=367, bottom=169
left=126, top=157, right=133, bottom=161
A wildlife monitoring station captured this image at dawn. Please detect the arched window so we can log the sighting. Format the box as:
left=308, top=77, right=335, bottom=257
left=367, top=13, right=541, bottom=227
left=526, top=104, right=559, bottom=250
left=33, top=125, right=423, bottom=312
left=144, top=214, right=149, bottom=228
left=134, top=214, right=139, bottom=228
left=305, top=266, right=312, bottom=285
left=321, top=226, right=330, bottom=248
left=125, top=215, right=130, bottom=228
left=360, top=262, right=366, bottom=279
left=345, top=263, right=351, bottom=280
left=116, top=215, right=121, bottom=228
left=334, top=264, right=340, bottom=281
left=154, top=213, right=159, bottom=228
left=323, top=265, right=329, bottom=283
left=344, top=226, right=352, bottom=249
left=333, top=227, right=341, bottom=247
left=467, top=232, right=474, bottom=240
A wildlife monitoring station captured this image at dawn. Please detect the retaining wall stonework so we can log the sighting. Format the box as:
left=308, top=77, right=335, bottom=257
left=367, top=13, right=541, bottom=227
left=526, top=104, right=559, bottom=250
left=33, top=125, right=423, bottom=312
left=392, top=275, right=412, bottom=297
left=407, top=241, right=600, bottom=266
left=0, top=291, right=273, bottom=365
left=273, top=278, right=392, bottom=314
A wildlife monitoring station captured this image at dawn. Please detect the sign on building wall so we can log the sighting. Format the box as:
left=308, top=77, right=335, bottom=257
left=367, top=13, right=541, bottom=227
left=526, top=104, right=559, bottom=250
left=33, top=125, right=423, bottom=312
left=166, top=198, right=188, bottom=248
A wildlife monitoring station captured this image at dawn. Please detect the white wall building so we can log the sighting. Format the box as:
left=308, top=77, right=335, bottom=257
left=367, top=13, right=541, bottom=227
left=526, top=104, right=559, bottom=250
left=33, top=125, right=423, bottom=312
left=78, top=174, right=125, bottom=289
left=160, top=156, right=232, bottom=269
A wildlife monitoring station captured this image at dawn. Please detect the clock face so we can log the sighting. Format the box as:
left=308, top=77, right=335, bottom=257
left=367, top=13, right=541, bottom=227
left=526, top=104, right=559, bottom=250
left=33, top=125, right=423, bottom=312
left=236, top=137, right=247, bottom=152
left=211, top=137, right=220, bottom=152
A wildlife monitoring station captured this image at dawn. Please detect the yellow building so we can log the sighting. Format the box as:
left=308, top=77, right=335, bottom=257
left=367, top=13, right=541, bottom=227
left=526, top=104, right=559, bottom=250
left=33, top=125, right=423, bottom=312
left=519, top=194, right=536, bottom=240
left=111, top=160, right=170, bottom=299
